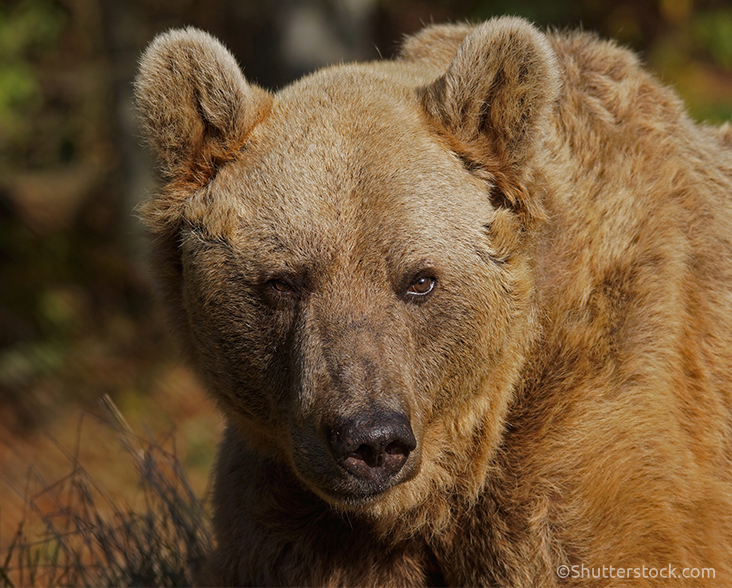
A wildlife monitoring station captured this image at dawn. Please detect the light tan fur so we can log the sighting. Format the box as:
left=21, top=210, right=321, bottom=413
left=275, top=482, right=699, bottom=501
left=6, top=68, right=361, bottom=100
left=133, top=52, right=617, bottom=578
left=135, top=17, right=732, bottom=587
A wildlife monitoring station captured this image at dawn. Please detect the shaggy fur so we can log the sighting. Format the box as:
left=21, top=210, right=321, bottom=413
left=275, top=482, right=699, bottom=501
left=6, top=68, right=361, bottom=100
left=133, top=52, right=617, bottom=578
left=135, top=17, right=732, bottom=587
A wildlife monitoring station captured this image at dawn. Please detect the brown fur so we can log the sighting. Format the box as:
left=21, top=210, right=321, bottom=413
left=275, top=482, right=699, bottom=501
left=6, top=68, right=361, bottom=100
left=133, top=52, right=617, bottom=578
left=135, top=18, right=732, bottom=587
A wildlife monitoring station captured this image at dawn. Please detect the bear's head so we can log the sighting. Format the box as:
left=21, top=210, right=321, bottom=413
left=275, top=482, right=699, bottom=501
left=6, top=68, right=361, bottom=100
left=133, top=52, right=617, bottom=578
left=135, top=18, right=559, bottom=521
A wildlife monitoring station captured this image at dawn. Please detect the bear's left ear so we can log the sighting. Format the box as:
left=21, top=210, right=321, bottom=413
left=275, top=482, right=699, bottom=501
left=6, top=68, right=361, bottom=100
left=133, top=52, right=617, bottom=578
left=419, top=17, right=559, bottom=215
left=134, top=27, right=272, bottom=182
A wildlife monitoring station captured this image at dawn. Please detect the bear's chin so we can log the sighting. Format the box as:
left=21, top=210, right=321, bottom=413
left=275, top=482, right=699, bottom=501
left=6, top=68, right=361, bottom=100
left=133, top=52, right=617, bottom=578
left=318, top=487, right=390, bottom=509
left=300, top=461, right=423, bottom=512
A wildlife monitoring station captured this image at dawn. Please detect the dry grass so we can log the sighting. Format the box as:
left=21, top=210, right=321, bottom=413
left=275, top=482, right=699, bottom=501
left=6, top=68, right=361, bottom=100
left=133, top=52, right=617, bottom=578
left=0, top=396, right=212, bottom=587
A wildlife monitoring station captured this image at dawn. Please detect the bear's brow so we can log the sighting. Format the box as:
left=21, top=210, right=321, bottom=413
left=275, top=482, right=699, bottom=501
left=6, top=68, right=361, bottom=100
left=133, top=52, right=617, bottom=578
left=187, top=223, right=233, bottom=249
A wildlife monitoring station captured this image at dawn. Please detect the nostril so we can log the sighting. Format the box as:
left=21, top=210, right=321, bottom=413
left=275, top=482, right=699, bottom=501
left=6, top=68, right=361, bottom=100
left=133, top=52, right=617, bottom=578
left=351, top=444, right=378, bottom=467
left=329, top=411, right=416, bottom=483
left=385, top=441, right=407, bottom=455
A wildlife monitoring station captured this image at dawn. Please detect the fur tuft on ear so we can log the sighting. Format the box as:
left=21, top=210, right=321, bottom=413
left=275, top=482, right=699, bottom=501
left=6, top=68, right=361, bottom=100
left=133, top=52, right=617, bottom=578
left=134, top=27, right=271, bottom=181
left=400, top=23, right=474, bottom=71
left=418, top=17, right=560, bottom=215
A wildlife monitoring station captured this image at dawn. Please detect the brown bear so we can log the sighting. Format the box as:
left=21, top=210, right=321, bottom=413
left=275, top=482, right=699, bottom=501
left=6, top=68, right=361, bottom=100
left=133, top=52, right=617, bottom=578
left=134, top=17, right=732, bottom=587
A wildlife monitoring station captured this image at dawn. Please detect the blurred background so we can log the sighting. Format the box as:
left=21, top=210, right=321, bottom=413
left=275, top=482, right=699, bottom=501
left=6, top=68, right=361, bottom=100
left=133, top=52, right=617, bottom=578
left=1, top=0, right=731, bottom=542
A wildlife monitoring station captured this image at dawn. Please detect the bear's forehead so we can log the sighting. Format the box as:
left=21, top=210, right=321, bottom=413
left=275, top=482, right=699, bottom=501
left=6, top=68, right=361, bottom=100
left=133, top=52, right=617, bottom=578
left=263, top=63, right=440, bottom=157
left=189, top=64, right=493, bottom=263
left=277, top=61, right=437, bottom=112
left=230, top=72, right=475, bottom=217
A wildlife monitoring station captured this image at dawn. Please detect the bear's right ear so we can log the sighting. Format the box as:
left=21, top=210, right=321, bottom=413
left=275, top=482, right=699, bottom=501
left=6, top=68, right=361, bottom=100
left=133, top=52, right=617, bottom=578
left=419, top=18, right=559, bottom=217
left=400, top=23, right=474, bottom=70
left=134, top=27, right=271, bottom=181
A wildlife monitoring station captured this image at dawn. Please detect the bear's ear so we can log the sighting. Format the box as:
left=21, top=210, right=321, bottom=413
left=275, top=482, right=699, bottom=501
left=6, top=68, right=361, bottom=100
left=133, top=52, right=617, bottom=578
left=400, top=23, right=474, bottom=70
left=419, top=18, right=559, bottom=214
left=134, top=27, right=271, bottom=181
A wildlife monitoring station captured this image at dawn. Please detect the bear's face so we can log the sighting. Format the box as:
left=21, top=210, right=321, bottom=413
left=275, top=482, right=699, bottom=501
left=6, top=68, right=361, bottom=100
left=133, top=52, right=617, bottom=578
left=177, top=71, right=517, bottom=505
left=135, top=21, right=559, bottom=511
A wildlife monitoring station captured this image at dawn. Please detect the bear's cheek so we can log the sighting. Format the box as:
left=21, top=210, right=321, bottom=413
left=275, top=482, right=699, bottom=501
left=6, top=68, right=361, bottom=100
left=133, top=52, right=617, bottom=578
left=179, top=251, right=298, bottom=429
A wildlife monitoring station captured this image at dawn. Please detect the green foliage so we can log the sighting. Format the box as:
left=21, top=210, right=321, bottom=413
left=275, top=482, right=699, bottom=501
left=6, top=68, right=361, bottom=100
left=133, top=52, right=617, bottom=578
left=0, top=0, right=66, bottom=148
left=0, top=0, right=65, bottom=57
left=0, top=64, right=40, bottom=138
left=694, top=9, right=732, bottom=70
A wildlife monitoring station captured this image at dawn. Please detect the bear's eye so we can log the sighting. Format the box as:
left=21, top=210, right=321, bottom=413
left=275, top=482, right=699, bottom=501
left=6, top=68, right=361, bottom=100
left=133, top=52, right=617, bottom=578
left=268, top=278, right=295, bottom=294
left=406, top=276, right=436, bottom=297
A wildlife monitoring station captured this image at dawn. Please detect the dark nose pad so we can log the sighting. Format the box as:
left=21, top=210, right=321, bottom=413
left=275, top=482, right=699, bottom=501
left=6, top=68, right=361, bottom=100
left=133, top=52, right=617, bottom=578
left=329, top=411, right=416, bottom=486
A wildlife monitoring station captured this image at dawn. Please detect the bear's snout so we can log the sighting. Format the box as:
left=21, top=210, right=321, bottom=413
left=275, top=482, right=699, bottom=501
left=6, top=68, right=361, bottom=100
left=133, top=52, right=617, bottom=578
left=328, top=411, right=416, bottom=488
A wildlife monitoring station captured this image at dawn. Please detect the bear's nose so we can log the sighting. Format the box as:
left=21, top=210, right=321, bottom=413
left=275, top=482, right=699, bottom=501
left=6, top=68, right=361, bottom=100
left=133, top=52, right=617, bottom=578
left=328, top=411, right=416, bottom=486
